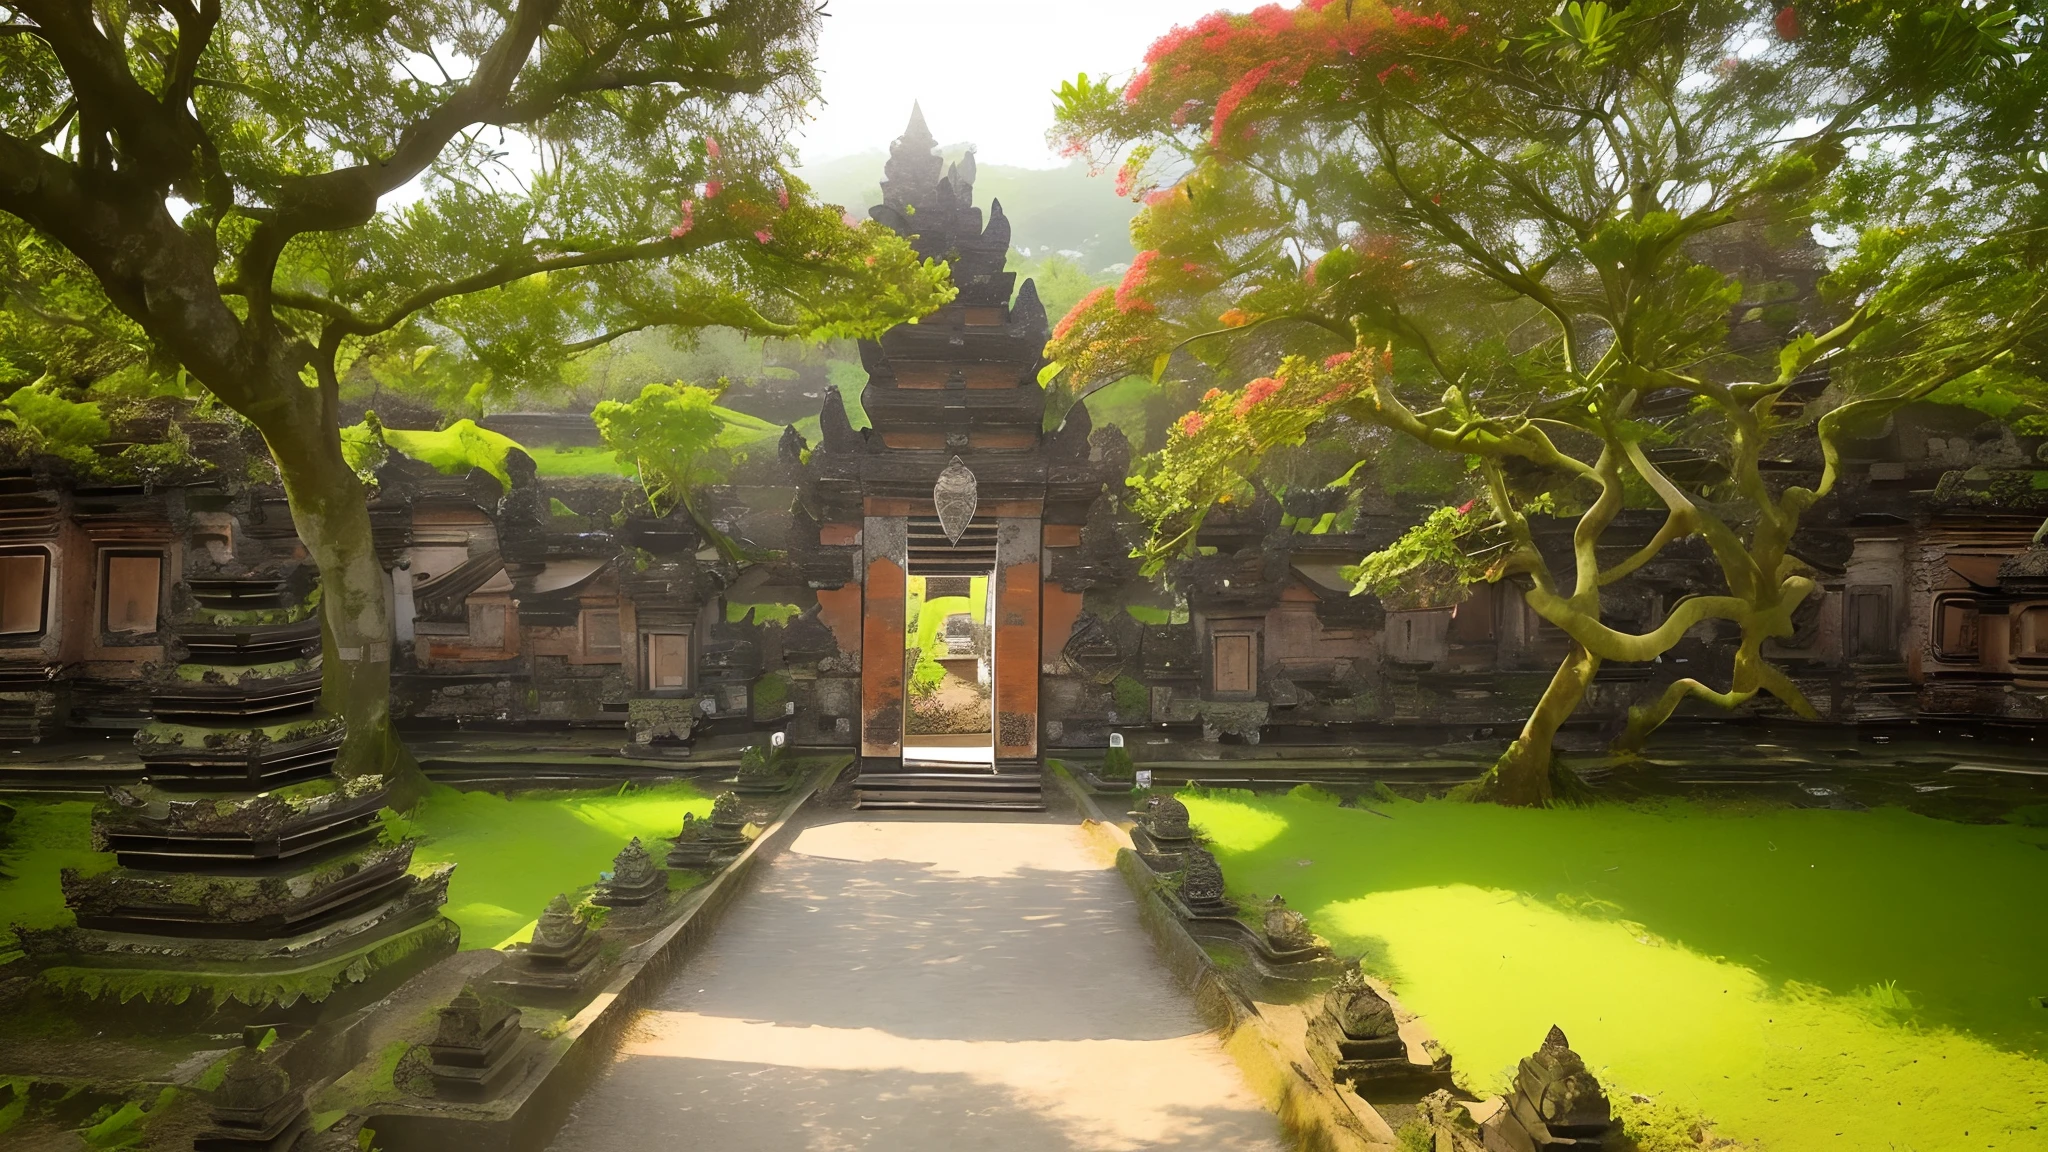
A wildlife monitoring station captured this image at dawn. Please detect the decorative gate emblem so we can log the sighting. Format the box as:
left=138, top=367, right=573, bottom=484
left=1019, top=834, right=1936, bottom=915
left=934, top=456, right=978, bottom=545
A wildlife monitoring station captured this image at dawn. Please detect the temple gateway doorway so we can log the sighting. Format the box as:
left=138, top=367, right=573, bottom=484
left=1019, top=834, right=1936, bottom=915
left=903, top=522, right=995, bottom=766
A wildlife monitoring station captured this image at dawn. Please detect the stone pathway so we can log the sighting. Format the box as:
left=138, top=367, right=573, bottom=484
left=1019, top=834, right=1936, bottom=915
left=548, top=814, right=1284, bottom=1151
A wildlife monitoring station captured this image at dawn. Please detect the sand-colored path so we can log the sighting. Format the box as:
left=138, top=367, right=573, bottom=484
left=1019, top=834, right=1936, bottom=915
left=548, top=815, right=1283, bottom=1151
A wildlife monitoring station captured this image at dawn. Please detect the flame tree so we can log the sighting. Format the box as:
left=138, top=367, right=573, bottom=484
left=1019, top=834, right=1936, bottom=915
left=0, top=0, right=952, bottom=779
left=1046, top=0, right=2048, bottom=804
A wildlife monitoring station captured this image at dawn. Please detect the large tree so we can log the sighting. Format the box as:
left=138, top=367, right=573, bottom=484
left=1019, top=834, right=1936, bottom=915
left=0, top=0, right=951, bottom=778
left=1046, top=0, right=2046, bottom=803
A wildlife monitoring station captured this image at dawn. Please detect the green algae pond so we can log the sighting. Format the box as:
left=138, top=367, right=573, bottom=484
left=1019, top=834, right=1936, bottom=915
left=0, top=781, right=713, bottom=960
left=1179, top=786, right=2048, bottom=1151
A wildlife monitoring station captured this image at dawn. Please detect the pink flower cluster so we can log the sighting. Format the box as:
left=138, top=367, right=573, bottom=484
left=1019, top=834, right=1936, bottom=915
left=1116, top=250, right=1162, bottom=314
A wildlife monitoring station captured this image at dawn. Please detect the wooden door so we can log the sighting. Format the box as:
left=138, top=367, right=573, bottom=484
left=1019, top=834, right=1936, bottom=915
left=1213, top=632, right=1254, bottom=694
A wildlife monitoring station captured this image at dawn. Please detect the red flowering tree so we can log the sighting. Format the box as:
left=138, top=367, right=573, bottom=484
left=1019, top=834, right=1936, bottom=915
left=1048, top=0, right=2040, bottom=803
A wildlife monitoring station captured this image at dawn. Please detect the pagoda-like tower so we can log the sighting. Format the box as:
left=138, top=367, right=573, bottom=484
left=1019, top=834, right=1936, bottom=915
left=801, top=106, right=1102, bottom=806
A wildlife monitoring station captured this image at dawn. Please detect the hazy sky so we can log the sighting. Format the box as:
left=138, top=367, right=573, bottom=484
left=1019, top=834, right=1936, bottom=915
left=794, top=0, right=1229, bottom=168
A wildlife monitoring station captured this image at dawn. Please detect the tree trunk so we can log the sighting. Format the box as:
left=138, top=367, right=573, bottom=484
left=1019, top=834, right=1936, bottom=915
left=1478, top=641, right=1599, bottom=806
left=256, top=410, right=417, bottom=790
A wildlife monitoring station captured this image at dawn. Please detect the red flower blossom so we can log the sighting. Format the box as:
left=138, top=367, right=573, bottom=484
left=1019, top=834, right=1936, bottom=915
left=1178, top=411, right=1208, bottom=437
left=1323, top=352, right=1353, bottom=370
left=1117, top=250, right=1162, bottom=313
left=1211, top=60, right=1278, bottom=147
left=1774, top=5, right=1799, bottom=39
left=704, top=135, right=721, bottom=159
left=704, top=180, right=723, bottom=200
left=1233, top=376, right=1283, bottom=417
left=777, top=186, right=790, bottom=211
left=755, top=229, right=774, bottom=244
left=1455, top=499, right=1475, bottom=515
left=1053, top=287, right=1112, bottom=342
left=1203, top=388, right=1225, bottom=402
left=670, top=198, right=696, bottom=238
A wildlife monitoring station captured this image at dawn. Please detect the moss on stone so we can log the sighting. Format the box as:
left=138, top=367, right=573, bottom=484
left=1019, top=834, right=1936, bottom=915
left=39, top=917, right=458, bottom=1008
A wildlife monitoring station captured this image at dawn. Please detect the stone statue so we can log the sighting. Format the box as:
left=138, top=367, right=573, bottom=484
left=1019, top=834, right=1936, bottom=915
left=1179, top=847, right=1230, bottom=914
left=196, top=1035, right=309, bottom=1150
left=426, top=984, right=530, bottom=1101
left=1481, top=1025, right=1616, bottom=1150
left=1263, top=895, right=1317, bottom=952
left=1143, top=795, right=1191, bottom=841
left=595, top=837, right=667, bottom=908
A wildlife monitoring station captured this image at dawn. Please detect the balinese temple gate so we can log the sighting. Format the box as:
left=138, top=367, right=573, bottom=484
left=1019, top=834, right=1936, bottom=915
left=803, top=107, right=1113, bottom=809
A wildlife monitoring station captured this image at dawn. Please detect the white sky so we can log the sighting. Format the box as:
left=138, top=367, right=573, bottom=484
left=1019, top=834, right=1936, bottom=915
left=795, top=0, right=1229, bottom=168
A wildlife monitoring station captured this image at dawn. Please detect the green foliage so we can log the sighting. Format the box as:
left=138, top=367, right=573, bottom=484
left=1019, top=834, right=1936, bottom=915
left=592, top=382, right=756, bottom=562
left=751, top=672, right=790, bottom=722
left=1393, top=1120, right=1433, bottom=1152
left=377, top=420, right=526, bottom=489
left=1112, top=674, right=1150, bottom=718
left=1100, top=745, right=1136, bottom=781
left=727, top=601, right=802, bottom=627
left=528, top=446, right=635, bottom=479
left=1346, top=504, right=1493, bottom=605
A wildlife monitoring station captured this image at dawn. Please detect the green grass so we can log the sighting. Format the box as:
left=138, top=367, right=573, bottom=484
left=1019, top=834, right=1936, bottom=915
left=1180, top=788, right=2048, bottom=1151
left=0, top=798, right=111, bottom=958
left=525, top=445, right=633, bottom=479
left=382, top=782, right=712, bottom=950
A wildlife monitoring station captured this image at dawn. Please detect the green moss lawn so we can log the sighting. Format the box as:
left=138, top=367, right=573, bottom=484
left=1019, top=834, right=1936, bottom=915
left=394, top=782, right=712, bottom=949
left=1, top=782, right=711, bottom=961
left=1179, top=787, right=2048, bottom=1151
left=0, top=798, right=109, bottom=961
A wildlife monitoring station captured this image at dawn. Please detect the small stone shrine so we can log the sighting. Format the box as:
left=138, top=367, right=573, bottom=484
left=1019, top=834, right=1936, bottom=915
left=425, top=984, right=532, bottom=1102
left=194, top=1036, right=310, bottom=1152
left=1480, top=1026, right=1616, bottom=1152
left=1262, top=895, right=1319, bottom=953
left=1176, top=846, right=1235, bottom=917
left=1132, top=795, right=1195, bottom=869
left=492, top=893, right=602, bottom=1000
left=593, top=838, right=668, bottom=911
left=667, top=792, right=749, bottom=868
left=1309, top=969, right=1453, bottom=1094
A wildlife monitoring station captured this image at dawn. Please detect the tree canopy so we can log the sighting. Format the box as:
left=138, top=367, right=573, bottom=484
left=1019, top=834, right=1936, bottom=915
left=1046, top=0, right=2048, bottom=802
left=0, top=0, right=953, bottom=778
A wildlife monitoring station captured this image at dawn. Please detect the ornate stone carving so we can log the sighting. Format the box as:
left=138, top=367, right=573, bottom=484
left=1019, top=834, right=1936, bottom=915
left=1481, top=1026, right=1616, bottom=1151
left=934, top=456, right=978, bottom=545
left=1179, top=847, right=1230, bottom=914
left=594, top=837, right=667, bottom=908
left=1263, top=895, right=1318, bottom=952
left=426, top=984, right=531, bottom=1101
left=195, top=1038, right=309, bottom=1151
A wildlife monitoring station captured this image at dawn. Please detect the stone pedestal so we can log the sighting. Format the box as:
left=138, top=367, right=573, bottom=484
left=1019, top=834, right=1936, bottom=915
left=1176, top=847, right=1235, bottom=918
left=194, top=1040, right=310, bottom=1152
left=593, top=838, right=667, bottom=910
left=491, top=894, right=602, bottom=1001
left=666, top=792, right=749, bottom=869
left=1308, top=970, right=1453, bottom=1096
left=1130, top=795, right=1194, bottom=871
left=426, top=985, right=532, bottom=1101
left=1480, top=1027, right=1616, bottom=1151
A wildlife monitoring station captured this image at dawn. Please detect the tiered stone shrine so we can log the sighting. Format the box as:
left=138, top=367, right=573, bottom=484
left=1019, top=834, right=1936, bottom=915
left=194, top=1038, right=311, bottom=1152
left=1132, top=795, right=1195, bottom=870
left=667, top=792, right=749, bottom=868
left=425, top=985, right=533, bottom=1102
left=1308, top=970, right=1454, bottom=1095
left=593, top=838, right=667, bottom=910
left=492, top=894, right=602, bottom=1001
left=1480, top=1026, right=1617, bottom=1151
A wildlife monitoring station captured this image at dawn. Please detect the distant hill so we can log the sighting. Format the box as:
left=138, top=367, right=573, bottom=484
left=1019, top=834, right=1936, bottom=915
left=797, top=148, right=1139, bottom=273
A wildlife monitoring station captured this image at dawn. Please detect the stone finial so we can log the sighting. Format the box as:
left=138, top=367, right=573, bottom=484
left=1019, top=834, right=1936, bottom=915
left=1518, top=1026, right=1611, bottom=1132
left=434, top=984, right=519, bottom=1050
left=1263, top=895, right=1317, bottom=952
left=1142, top=795, right=1191, bottom=840
left=711, top=791, right=743, bottom=828
left=533, top=894, right=584, bottom=951
left=612, top=838, right=656, bottom=886
left=675, top=811, right=706, bottom=842
left=198, top=1038, right=309, bottom=1150
left=1180, top=847, right=1227, bottom=909
left=1328, top=969, right=1399, bottom=1042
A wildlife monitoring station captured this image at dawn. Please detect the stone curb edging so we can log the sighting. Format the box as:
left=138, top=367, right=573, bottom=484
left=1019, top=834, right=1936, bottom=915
left=1046, top=764, right=1397, bottom=1152
left=357, top=763, right=843, bottom=1152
